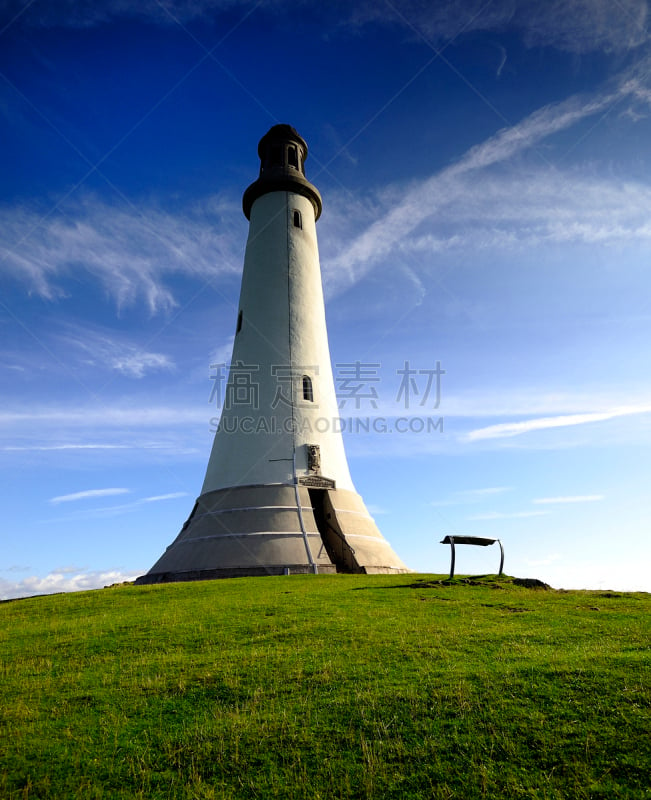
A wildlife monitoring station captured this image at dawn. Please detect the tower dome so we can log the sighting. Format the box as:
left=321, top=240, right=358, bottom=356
left=242, top=124, right=322, bottom=220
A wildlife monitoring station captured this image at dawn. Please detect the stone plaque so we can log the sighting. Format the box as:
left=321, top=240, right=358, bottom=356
left=298, top=475, right=336, bottom=489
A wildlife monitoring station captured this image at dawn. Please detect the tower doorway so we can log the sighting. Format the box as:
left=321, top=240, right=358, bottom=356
left=308, top=489, right=360, bottom=573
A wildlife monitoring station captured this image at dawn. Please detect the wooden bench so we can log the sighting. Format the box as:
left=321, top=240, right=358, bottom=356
left=440, top=535, right=504, bottom=580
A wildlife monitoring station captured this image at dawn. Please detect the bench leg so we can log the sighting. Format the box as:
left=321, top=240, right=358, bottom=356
left=448, top=537, right=455, bottom=580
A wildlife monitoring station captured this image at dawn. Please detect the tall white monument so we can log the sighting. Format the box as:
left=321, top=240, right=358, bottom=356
left=137, top=125, right=408, bottom=583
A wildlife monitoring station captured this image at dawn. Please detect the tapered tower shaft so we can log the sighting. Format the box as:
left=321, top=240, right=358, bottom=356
left=137, top=126, right=408, bottom=584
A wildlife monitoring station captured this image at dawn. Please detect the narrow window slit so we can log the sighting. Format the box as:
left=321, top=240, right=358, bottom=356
left=293, top=210, right=302, bottom=229
left=302, top=375, right=313, bottom=402
left=236, top=310, right=243, bottom=333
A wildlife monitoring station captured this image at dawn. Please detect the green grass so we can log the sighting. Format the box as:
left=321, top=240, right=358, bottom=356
left=1, top=574, right=649, bottom=799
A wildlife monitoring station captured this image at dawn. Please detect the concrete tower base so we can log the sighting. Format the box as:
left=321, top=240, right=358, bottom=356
left=136, top=484, right=409, bottom=584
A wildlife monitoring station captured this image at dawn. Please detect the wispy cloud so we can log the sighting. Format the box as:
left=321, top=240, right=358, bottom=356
left=533, top=495, right=604, bottom=504
left=356, top=0, right=649, bottom=54
left=1, top=195, right=244, bottom=313
left=464, top=406, right=651, bottom=442
left=46, top=492, right=190, bottom=521
left=49, top=487, right=130, bottom=504
left=141, top=492, right=188, bottom=503
left=57, top=323, right=175, bottom=378
left=0, top=0, right=247, bottom=28
left=2, top=444, right=134, bottom=452
left=396, top=170, right=651, bottom=255
left=323, top=74, right=651, bottom=293
left=0, top=404, right=211, bottom=459
left=458, top=487, right=511, bottom=498
left=0, top=406, right=207, bottom=427
left=111, top=352, right=173, bottom=378
left=13, top=1, right=648, bottom=56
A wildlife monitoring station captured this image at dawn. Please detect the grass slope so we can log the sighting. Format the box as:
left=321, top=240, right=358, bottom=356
left=1, top=574, right=649, bottom=799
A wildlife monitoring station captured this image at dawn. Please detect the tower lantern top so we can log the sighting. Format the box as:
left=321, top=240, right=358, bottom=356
left=242, top=124, right=322, bottom=221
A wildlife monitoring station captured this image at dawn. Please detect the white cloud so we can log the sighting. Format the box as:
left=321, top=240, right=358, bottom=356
left=323, top=75, right=650, bottom=292
left=142, top=492, right=189, bottom=502
left=458, top=487, right=511, bottom=498
left=49, top=491, right=190, bottom=520
left=0, top=405, right=207, bottom=427
left=112, top=352, right=173, bottom=377
left=0, top=195, right=244, bottom=313
left=354, top=0, right=649, bottom=54
left=1, top=387, right=649, bottom=464
left=464, top=406, right=651, bottom=442
left=6, top=81, right=651, bottom=312
left=516, top=0, right=648, bottom=53
left=533, top=494, right=604, bottom=504
left=2, top=443, right=133, bottom=451
left=440, top=389, right=651, bottom=418
left=0, top=0, right=256, bottom=28
left=0, top=404, right=211, bottom=459
left=6, top=0, right=649, bottom=57
left=0, top=568, right=143, bottom=601
left=397, top=170, right=651, bottom=254
left=49, top=487, right=130, bottom=504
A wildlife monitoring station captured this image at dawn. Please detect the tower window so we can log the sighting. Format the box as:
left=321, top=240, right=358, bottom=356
left=287, top=145, right=298, bottom=169
left=270, top=144, right=283, bottom=167
left=302, top=375, right=313, bottom=402
left=293, top=210, right=302, bottom=229
left=236, top=309, right=243, bottom=333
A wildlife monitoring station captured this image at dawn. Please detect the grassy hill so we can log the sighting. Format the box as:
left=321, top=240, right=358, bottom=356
left=1, top=574, right=649, bottom=799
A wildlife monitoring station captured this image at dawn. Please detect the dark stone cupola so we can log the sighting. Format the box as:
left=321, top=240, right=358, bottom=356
left=242, top=124, right=322, bottom=221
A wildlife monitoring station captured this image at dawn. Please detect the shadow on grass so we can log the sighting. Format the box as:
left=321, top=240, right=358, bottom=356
left=351, top=574, right=552, bottom=591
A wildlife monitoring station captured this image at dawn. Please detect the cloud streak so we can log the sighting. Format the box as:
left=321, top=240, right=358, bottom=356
left=396, top=170, right=651, bottom=255
left=0, top=406, right=207, bottom=428
left=533, top=495, right=604, bottom=504
left=324, top=74, right=651, bottom=292
left=49, top=492, right=190, bottom=520
left=356, top=0, right=649, bottom=53
left=49, top=488, right=130, bottom=504
left=1, top=195, right=244, bottom=313
left=8, top=0, right=649, bottom=56
left=58, top=324, right=175, bottom=378
left=464, top=405, right=651, bottom=442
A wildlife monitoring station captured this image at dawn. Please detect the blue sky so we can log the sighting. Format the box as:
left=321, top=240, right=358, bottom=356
left=1, top=0, right=650, bottom=599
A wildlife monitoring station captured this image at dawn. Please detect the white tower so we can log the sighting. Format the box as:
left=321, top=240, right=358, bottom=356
left=137, top=125, right=408, bottom=583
